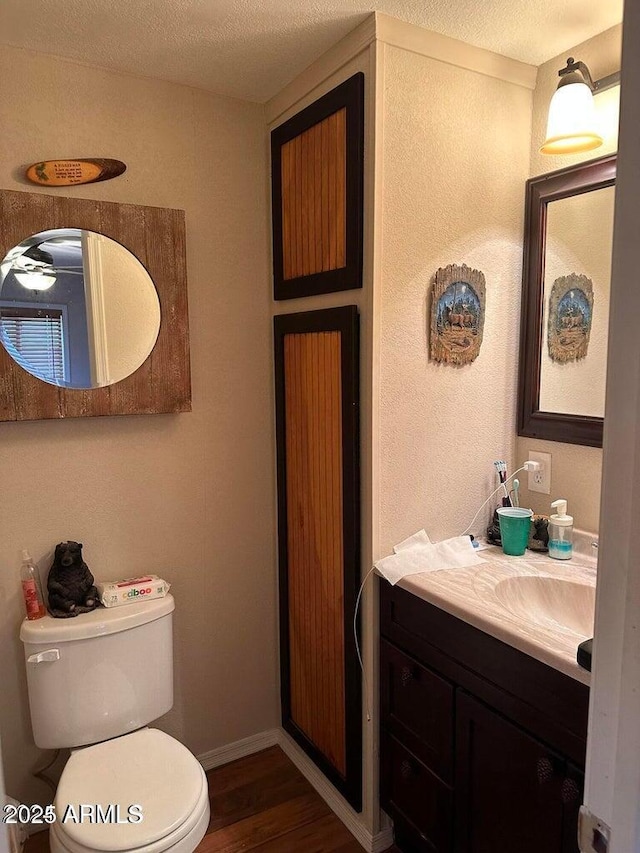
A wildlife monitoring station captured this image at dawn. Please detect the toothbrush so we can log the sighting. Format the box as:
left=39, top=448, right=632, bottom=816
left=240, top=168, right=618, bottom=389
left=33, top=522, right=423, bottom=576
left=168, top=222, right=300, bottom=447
left=512, top=478, right=520, bottom=508
left=494, top=461, right=512, bottom=506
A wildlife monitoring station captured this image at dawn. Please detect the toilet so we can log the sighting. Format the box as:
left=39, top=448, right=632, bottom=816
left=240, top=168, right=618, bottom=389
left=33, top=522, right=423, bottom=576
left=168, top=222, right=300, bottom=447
left=20, top=594, right=210, bottom=853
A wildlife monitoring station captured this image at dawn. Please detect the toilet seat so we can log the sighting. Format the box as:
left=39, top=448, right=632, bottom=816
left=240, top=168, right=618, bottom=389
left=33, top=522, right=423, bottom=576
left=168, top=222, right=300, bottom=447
left=51, top=729, right=209, bottom=853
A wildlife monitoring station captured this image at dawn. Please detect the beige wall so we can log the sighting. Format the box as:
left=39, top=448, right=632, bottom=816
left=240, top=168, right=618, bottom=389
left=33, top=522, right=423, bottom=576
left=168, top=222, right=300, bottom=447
left=516, top=24, right=622, bottom=530
left=0, top=46, right=278, bottom=804
left=378, top=43, right=533, bottom=551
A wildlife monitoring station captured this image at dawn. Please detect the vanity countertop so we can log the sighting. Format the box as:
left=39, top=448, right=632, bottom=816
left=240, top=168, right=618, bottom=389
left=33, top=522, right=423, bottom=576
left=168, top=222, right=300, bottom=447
left=396, top=542, right=596, bottom=685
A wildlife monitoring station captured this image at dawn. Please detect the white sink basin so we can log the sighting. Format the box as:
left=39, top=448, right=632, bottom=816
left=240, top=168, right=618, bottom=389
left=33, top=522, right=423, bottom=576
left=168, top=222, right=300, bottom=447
left=494, top=575, right=595, bottom=637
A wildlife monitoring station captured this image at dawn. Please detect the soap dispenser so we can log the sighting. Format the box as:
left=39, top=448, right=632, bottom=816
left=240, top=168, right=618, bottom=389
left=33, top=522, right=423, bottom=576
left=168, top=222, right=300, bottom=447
left=548, top=499, right=573, bottom=560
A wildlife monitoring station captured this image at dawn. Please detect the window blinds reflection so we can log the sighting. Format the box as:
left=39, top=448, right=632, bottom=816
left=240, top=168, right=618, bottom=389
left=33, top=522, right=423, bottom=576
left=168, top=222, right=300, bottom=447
left=0, top=307, right=65, bottom=384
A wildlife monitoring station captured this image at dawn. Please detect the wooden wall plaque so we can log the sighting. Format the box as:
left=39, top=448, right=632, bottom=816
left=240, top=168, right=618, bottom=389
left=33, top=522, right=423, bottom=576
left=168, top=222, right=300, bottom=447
left=25, top=159, right=126, bottom=187
left=274, top=306, right=361, bottom=810
left=0, top=189, right=191, bottom=421
left=430, top=263, right=486, bottom=365
left=271, top=74, right=364, bottom=300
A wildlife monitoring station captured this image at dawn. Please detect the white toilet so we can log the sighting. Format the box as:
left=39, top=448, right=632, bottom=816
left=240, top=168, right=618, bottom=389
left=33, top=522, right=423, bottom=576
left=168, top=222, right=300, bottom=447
left=20, top=594, right=210, bottom=853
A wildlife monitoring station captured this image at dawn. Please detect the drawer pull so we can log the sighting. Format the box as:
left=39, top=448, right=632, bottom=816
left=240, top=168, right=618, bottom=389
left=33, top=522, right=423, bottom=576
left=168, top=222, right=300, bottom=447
left=536, top=757, right=554, bottom=785
left=400, top=759, right=414, bottom=780
left=561, top=777, right=580, bottom=804
left=400, top=666, right=415, bottom=687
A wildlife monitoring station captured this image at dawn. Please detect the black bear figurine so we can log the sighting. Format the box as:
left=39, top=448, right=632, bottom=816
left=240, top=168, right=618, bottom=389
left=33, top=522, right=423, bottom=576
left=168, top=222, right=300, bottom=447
left=47, top=541, right=100, bottom=618
left=528, top=515, right=550, bottom=553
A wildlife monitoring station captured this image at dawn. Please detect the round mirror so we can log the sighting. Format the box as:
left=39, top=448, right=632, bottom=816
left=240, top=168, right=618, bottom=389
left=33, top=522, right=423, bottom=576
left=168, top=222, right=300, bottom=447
left=0, top=229, right=161, bottom=389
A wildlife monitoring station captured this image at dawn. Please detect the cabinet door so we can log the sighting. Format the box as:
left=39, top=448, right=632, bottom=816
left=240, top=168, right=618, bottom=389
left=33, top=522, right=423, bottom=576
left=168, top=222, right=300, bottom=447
left=455, top=691, right=565, bottom=853
left=380, top=639, right=454, bottom=783
left=274, top=307, right=361, bottom=810
left=381, top=729, right=453, bottom=852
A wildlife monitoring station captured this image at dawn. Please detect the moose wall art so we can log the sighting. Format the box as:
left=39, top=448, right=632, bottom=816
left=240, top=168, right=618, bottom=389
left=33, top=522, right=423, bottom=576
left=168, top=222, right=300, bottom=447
left=430, top=263, right=486, bottom=365
left=547, top=273, right=594, bottom=363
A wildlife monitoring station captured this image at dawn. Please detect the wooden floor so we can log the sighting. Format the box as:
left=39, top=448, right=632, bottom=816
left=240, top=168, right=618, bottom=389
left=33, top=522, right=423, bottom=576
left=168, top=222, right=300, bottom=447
left=24, top=746, right=400, bottom=853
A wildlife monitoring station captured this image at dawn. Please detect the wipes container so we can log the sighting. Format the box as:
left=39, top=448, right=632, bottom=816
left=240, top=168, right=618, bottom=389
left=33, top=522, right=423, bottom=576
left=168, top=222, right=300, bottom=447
left=97, top=575, right=171, bottom=607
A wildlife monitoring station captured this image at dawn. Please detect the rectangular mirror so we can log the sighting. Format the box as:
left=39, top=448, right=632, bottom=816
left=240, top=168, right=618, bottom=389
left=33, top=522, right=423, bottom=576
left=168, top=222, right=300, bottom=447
left=518, top=154, right=616, bottom=448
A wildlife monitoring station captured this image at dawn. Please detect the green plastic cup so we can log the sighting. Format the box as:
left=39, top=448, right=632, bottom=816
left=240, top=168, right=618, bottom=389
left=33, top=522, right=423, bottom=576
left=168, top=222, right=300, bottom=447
left=497, top=507, right=533, bottom=556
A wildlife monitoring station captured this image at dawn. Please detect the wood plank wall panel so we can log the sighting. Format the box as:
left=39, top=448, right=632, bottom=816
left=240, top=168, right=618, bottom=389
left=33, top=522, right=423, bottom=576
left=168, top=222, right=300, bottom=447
left=284, top=330, right=346, bottom=775
left=0, top=189, right=191, bottom=421
left=281, top=108, right=346, bottom=281
left=271, top=73, right=364, bottom=300
left=274, top=306, right=361, bottom=811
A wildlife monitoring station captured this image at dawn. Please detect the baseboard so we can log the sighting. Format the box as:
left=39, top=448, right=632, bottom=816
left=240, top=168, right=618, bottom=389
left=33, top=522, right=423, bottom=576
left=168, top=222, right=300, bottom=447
left=276, top=729, right=394, bottom=853
left=197, top=728, right=280, bottom=771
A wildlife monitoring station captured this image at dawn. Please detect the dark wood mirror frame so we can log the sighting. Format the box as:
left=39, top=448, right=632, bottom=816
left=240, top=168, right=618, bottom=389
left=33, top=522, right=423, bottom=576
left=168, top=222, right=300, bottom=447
left=517, top=153, right=616, bottom=449
left=0, top=189, right=191, bottom=421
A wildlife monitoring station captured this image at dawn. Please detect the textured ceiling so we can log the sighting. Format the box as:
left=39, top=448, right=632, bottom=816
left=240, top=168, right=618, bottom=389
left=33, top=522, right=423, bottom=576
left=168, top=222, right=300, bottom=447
left=0, top=0, right=623, bottom=103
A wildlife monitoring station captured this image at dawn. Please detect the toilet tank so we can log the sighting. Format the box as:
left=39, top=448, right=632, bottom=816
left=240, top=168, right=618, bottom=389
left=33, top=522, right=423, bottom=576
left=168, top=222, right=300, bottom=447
left=20, top=595, right=175, bottom=749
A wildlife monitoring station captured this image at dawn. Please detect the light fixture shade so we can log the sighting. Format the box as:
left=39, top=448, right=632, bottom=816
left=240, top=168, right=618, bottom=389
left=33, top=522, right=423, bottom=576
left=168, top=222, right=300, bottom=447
left=540, top=81, right=604, bottom=155
left=14, top=271, right=57, bottom=290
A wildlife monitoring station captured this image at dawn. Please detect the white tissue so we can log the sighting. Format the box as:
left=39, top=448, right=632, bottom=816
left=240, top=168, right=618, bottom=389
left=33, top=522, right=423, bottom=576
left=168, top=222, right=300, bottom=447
left=393, top=529, right=432, bottom=553
left=375, top=535, right=484, bottom=585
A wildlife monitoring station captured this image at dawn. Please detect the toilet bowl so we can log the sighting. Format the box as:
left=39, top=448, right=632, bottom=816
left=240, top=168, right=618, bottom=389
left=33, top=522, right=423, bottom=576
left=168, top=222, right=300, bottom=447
left=49, top=729, right=210, bottom=853
left=20, top=595, right=210, bottom=853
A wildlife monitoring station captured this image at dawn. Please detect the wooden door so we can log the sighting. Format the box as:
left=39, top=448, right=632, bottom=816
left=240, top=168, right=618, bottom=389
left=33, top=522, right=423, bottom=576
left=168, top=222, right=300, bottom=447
left=455, top=691, right=565, bottom=853
left=274, top=306, right=361, bottom=810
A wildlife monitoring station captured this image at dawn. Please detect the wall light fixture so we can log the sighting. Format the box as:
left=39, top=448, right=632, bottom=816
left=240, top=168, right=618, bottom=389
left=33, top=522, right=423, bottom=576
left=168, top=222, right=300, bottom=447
left=541, top=57, right=621, bottom=155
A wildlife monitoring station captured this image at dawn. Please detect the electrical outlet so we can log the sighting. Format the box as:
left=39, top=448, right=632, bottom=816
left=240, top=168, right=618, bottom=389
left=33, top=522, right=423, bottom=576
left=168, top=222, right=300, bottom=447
left=528, top=450, right=551, bottom=494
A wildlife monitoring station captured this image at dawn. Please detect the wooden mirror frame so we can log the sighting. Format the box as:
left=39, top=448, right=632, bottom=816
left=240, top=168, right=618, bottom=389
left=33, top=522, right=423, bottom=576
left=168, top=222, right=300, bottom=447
left=0, top=190, right=191, bottom=421
left=517, top=153, right=616, bottom=448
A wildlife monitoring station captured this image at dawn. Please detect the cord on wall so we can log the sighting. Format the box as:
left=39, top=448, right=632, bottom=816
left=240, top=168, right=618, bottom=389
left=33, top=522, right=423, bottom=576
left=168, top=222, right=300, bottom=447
left=353, top=567, right=376, bottom=723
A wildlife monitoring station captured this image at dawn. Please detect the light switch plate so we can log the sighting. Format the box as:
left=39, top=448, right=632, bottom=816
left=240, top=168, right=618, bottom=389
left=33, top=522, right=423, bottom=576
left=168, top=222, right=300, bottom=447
left=528, top=450, right=551, bottom=494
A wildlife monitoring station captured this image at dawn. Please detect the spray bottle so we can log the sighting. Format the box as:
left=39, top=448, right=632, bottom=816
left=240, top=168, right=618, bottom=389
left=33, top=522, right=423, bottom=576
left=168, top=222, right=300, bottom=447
left=20, top=550, right=46, bottom=620
left=548, top=500, right=573, bottom=560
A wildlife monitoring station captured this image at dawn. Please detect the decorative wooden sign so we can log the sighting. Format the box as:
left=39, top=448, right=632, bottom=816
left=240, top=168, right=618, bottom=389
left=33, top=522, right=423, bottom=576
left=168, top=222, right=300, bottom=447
left=430, top=263, right=486, bottom=365
left=25, top=159, right=126, bottom=187
left=271, top=73, right=364, bottom=300
left=548, top=273, right=593, bottom=362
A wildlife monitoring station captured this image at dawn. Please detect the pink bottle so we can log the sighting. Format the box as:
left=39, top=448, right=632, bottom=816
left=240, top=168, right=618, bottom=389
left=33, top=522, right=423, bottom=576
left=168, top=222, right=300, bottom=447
left=20, top=550, right=46, bottom=620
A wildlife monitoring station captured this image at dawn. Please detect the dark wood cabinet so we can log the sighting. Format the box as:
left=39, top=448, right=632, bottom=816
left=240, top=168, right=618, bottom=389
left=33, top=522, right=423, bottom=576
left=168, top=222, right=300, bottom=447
left=455, top=691, right=582, bottom=853
left=380, top=582, right=588, bottom=853
left=381, top=729, right=453, bottom=852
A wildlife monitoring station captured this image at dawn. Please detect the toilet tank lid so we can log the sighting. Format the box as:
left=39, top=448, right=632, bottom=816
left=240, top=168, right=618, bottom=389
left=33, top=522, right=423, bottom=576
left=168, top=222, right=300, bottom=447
left=20, top=594, right=175, bottom=644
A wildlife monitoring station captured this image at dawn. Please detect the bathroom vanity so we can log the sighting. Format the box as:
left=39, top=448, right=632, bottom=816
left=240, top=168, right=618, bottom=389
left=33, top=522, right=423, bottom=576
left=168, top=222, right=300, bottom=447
left=379, top=548, right=594, bottom=853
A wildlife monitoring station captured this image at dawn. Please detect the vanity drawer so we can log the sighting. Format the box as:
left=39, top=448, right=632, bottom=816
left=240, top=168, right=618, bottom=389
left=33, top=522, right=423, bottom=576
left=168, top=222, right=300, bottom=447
left=381, top=639, right=454, bottom=782
left=380, top=729, right=453, bottom=852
